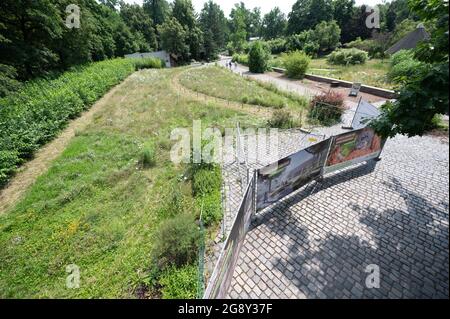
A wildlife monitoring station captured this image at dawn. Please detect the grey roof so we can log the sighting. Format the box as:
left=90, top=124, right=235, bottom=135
left=386, top=24, right=430, bottom=55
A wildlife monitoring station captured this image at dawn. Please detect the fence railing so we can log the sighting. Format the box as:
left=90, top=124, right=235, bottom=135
left=236, top=122, right=250, bottom=191
left=197, top=202, right=205, bottom=299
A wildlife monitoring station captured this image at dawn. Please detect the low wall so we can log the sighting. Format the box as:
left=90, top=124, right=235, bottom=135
left=270, top=67, right=398, bottom=100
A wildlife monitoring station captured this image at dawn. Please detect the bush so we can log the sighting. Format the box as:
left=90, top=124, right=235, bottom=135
left=0, top=58, right=141, bottom=187
left=192, top=166, right=221, bottom=197
left=190, top=162, right=222, bottom=226
left=387, top=50, right=426, bottom=83
left=286, top=31, right=314, bottom=52
left=248, top=41, right=270, bottom=73
left=265, top=38, right=287, bottom=54
left=151, top=213, right=200, bottom=270
left=303, top=41, right=320, bottom=57
left=327, top=48, right=368, bottom=65
left=282, top=50, right=311, bottom=79
left=0, top=150, right=20, bottom=187
left=267, top=109, right=295, bottom=129
left=200, top=190, right=222, bottom=226
left=231, top=53, right=249, bottom=66
left=159, top=264, right=198, bottom=299
left=132, top=57, right=165, bottom=70
left=0, top=64, right=21, bottom=98
left=140, top=141, right=156, bottom=168
left=308, top=91, right=345, bottom=126
left=389, top=49, right=414, bottom=66
left=345, top=37, right=386, bottom=59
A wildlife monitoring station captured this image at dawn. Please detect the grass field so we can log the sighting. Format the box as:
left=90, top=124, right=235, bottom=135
left=0, top=68, right=265, bottom=298
left=179, top=66, right=309, bottom=113
left=307, top=58, right=392, bottom=90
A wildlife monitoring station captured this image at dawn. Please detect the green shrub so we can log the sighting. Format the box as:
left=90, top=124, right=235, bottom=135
left=286, top=30, right=316, bottom=53
left=387, top=50, right=426, bottom=83
left=282, top=50, right=311, bottom=79
left=264, top=38, right=287, bottom=54
left=267, top=109, right=295, bottom=128
left=389, top=50, right=414, bottom=66
left=0, top=150, right=20, bottom=186
left=192, top=166, right=221, bottom=197
left=132, top=57, right=165, bottom=70
left=248, top=41, right=270, bottom=73
left=200, top=190, right=222, bottom=226
left=303, top=41, right=320, bottom=57
left=151, top=213, right=200, bottom=269
left=232, top=53, right=249, bottom=66
left=0, top=58, right=138, bottom=187
left=140, top=141, right=156, bottom=168
left=308, top=91, right=345, bottom=126
left=0, top=64, right=21, bottom=98
left=327, top=48, right=368, bottom=65
left=155, top=183, right=185, bottom=220
left=345, top=37, right=387, bottom=59
left=159, top=264, right=198, bottom=299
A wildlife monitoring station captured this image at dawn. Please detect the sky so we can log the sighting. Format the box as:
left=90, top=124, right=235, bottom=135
left=124, top=0, right=386, bottom=16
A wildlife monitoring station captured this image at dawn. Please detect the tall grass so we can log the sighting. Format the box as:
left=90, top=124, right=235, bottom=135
left=179, top=66, right=308, bottom=112
left=0, top=58, right=161, bottom=187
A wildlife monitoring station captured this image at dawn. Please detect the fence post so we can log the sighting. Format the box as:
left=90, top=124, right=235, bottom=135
left=197, top=203, right=205, bottom=299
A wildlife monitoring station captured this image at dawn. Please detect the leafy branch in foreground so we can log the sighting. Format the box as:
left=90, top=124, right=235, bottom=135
left=371, top=0, right=449, bottom=138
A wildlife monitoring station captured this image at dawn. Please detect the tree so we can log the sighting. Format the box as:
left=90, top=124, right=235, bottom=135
left=120, top=2, right=157, bottom=51
left=113, top=21, right=139, bottom=57
left=0, top=0, right=63, bottom=79
left=172, top=0, right=196, bottom=30
left=0, top=63, right=21, bottom=97
left=285, top=20, right=340, bottom=56
left=332, top=0, right=355, bottom=43
left=310, top=20, right=341, bottom=53
left=99, top=0, right=118, bottom=10
left=388, top=18, right=418, bottom=46
left=171, top=0, right=203, bottom=61
left=0, top=0, right=160, bottom=84
left=228, top=6, right=247, bottom=54
left=229, top=2, right=258, bottom=39
left=143, top=0, right=169, bottom=26
left=248, top=7, right=262, bottom=38
left=158, top=17, right=189, bottom=63
left=287, top=0, right=333, bottom=35
left=199, top=1, right=228, bottom=60
left=372, top=0, right=449, bottom=138
left=261, top=7, right=287, bottom=40
left=248, top=41, right=269, bottom=73
left=344, top=4, right=373, bottom=42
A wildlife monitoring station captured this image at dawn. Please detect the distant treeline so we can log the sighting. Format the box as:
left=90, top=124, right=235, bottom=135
left=0, top=0, right=415, bottom=97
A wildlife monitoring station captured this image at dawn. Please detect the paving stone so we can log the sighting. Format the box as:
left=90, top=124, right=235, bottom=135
left=220, top=126, right=449, bottom=299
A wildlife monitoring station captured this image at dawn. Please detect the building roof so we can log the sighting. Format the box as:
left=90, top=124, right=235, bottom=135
left=386, top=24, right=430, bottom=55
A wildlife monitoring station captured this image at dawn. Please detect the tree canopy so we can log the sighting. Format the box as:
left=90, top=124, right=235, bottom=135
left=372, top=0, right=449, bottom=138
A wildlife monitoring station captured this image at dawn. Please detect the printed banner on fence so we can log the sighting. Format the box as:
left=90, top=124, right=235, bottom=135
left=324, top=127, right=383, bottom=174
left=256, top=139, right=331, bottom=212
left=352, top=100, right=380, bottom=130
left=203, top=177, right=255, bottom=299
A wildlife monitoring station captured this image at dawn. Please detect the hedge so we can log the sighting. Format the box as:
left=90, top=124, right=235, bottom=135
left=0, top=58, right=161, bottom=187
left=327, top=48, right=368, bottom=65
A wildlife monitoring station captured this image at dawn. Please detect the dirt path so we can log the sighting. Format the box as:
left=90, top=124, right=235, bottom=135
left=0, top=76, right=134, bottom=216
left=171, top=68, right=274, bottom=119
